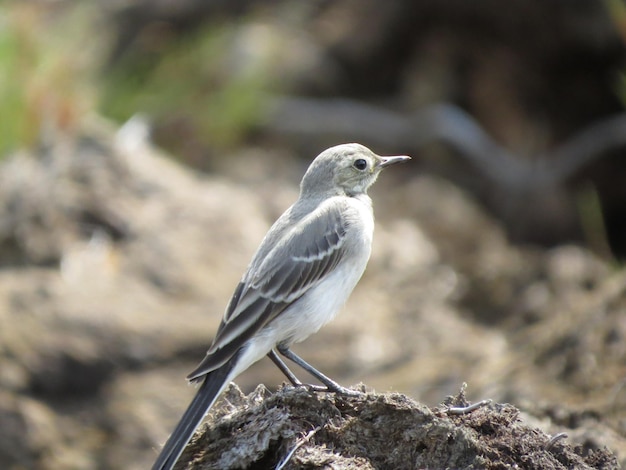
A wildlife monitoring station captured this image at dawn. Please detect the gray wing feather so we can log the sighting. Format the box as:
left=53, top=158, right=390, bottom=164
left=187, top=200, right=350, bottom=380
left=252, top=205, right=347, bottom=303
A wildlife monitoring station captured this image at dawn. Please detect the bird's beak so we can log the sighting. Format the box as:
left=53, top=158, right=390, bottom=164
left=377, top=155, right=411, bottom=168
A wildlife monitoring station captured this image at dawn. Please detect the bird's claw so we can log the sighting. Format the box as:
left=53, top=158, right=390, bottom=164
left=294, top=382, right=361, bottom=396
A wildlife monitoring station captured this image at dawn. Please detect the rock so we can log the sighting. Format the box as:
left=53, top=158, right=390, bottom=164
left=176, top=383, right=619, bottom=470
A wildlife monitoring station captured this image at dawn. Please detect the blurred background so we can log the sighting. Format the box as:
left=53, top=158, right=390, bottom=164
left=1, top=0, right=626, bottom=468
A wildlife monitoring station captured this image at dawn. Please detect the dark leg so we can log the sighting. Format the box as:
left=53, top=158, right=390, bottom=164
left=267, top=349, right=330, bottom=392
left=267, top=349, right=301, bottom=386
left=276, top=344, right=361, bottom=396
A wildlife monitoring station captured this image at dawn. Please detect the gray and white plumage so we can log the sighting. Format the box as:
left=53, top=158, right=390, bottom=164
left=152, top=143, right=410, bottom=470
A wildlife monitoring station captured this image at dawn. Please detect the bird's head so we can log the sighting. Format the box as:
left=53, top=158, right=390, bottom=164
left=300, top=143, right=410, bottom=198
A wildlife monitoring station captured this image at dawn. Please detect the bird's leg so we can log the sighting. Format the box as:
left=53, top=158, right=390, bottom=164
left=276, top=345, right=361, bottom=396
left=267, top=349, right=328, bottom=392
left=267, top=349, right=302, bottom=386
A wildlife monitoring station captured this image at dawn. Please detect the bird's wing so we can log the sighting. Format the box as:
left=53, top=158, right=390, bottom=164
left=187, top=199, right=351, bottom=380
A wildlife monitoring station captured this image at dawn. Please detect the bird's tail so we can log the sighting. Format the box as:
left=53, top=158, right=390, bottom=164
left=151, top=359, right=237, bottom=470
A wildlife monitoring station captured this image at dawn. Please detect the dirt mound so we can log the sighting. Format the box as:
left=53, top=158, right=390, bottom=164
left=178, top=384, right=618, bottom=470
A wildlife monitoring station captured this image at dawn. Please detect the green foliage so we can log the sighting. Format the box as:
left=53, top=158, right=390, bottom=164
left=0, top=3, right=97, bottom=158
left=606, top=0, right=626, bottom=105
left=0, top=18, right=30, bottom=156
left=100, top=24, right=270, bottom=152
left=0, top=3, right=269, bottom=162
left=577, top=183, right=612, bottom=260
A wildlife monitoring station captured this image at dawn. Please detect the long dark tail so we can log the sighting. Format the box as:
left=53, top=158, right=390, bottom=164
left=151, top=359, right=237, bottom=470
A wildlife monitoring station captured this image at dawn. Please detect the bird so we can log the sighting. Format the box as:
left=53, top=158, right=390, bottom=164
left=152, top=143, right=410, bottom=470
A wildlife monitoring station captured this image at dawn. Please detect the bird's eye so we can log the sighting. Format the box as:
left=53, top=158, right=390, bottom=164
left=353, top=158, right=368, bottom=171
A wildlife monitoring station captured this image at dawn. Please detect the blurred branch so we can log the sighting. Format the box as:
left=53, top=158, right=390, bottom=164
left=265, top=97, right=626, bottom=190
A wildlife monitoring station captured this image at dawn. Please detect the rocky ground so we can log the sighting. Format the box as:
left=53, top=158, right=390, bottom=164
left=0, top=118, right=624, bottom=469
left=177, top=384, right=618, bottom=469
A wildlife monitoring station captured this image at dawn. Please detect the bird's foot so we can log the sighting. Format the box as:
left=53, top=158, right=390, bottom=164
left=311, top=382, right=361, bottom=396
left=292, top=382, right=361, bottom=396
left=325, top=384, right=362, bottom=397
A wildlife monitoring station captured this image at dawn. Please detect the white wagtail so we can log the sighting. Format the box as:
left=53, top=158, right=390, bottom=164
left=152, top=143, right=410, bottom=470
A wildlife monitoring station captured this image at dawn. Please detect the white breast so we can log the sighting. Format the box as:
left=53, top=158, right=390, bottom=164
left=273, top=195, right=373, bottom=344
